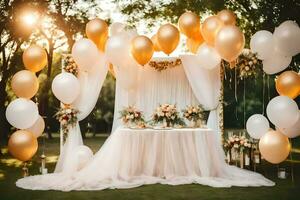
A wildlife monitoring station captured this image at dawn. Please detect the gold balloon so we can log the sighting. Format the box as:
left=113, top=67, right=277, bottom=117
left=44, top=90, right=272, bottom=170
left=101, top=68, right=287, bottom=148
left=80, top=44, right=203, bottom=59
left=11, top=70, right=39, bottom=99
left=86, top=18, right=108, bottom=51
left=23, top=44, right=47, bottom=73
left=8, top=130, right=38, bottom=162
left=25, top=116, right=45, bottom=138
left=201, top=16, right=223, bottom=46
left=108, top=63, right=116, bottom=78
left=131, top=35, right=154, bottom=66
left=151, top=34, right=161, bottom=52
left=276, top=71, right=300, bottom=99
left=187, top=36, right=203, bottom=54
left=178, top=11, right=201, bottom=39
left=215, top=25, right=245, bottom=62
left=157, top=24, right=180, bottom=55
left=217, top=10, right=236, bottom=25
left=259, top=130, right=291, bottom=164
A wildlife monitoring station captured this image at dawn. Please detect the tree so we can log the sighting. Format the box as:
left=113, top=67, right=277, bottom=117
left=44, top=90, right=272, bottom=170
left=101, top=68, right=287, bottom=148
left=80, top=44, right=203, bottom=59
left=0, top=0, right=44, bottom=144
left=0, top=0, right=100, bottom=142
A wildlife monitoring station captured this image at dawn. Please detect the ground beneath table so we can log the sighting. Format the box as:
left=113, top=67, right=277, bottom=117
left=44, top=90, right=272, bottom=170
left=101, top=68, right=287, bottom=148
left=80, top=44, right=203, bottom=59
left=1, top=135, right=300, bottom=200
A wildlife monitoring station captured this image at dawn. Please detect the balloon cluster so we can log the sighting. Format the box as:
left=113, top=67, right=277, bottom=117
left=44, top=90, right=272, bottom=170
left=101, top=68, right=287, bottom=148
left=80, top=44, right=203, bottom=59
left=246, top=20, right=300, bottom=164
left=52, top=19, right=108, bottom=105
left=6, top=45, right=47, bottom=162
left=84, top=10, right=243, bottom=70
left=178, top=10, right=244, bottom=70
left=246, top=95, right=299, bottom=164
left=250, top=21, right=300, bottom=74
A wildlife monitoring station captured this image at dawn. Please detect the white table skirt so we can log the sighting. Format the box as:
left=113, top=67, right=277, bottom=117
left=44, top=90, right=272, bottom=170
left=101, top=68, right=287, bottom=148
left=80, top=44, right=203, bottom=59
left=16, top=128, right=274, bottom=191
left=112, top=128, right=222, bottom=178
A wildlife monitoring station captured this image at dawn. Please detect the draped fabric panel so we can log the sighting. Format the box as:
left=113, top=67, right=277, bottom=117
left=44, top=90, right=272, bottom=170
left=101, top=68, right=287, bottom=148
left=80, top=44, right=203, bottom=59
left=180, top=55, right=223, bottom=158
left=54, top=53, right=108, bottom=173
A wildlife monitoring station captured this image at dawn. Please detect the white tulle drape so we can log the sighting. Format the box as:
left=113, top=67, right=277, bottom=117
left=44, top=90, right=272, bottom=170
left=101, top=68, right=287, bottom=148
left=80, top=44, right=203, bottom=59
left=112, top=57, right=199, bottom=132
left=16, top=56, right=274, bottom=191
left=180, top=55, right=223, bottom=158
left=54, top=52, right=108, bottom=173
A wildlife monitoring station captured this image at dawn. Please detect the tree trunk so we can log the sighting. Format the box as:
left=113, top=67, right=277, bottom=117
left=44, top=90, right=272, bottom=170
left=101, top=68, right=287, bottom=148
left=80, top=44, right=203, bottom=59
left=39, top=39, right=54, bottom=139
left=0, top=74, right=10, bottom=145
left=0, top=49, right=12, bottom=145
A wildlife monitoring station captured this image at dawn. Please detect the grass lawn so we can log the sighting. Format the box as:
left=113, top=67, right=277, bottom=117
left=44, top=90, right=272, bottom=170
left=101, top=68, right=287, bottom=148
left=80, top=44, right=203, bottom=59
left=0, top=135, right=300, bottom=200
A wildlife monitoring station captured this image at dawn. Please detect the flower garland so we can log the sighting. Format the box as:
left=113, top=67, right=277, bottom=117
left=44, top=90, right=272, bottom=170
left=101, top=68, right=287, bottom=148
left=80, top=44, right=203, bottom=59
left=236, top=50, right=261, bottom=79
left=119, top=106, right=146, bottom=128
left=223, top=135, right=253, bottom=153
left=148, top=59, right=182, bottom=72
left=182, top=105, right=204, bottom=122
left=151, top=104, right=185, bottom=127
left=55, top=106, right=79, bottom=142
left=63, top=55, right=79, bottom=76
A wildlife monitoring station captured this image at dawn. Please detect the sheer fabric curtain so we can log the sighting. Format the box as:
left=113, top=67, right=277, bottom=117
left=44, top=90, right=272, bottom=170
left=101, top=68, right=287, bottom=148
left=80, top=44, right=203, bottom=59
left=54, top=53, right=108, bottom=173
left=112, top=57, right=199, bottom=131
left=180, top=55, right=223, bottom=157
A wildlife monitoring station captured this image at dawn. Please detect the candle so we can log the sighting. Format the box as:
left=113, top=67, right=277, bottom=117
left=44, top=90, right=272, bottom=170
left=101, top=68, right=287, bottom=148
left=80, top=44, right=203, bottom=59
left=245, top=154, right=250, bottom=166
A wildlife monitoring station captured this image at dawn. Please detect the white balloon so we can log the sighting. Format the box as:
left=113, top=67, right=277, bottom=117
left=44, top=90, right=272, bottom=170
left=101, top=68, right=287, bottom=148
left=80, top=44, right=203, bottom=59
left=105, top=33, right=132, bottom=68
left=262, top=50, right=292, bottom=74
left=106, top=32, right=139, bottom=90
left=26, top=115, right=45, bottom=138
left=196, top=43, right=221, bottom=70
left=76, top=145, right=93, bottom=170
left=246, top=114, right=270, bottom=139
left=278, top=110, right=300, bottom=138
left=71, top=38, right=99, bottom=72
left=110, top=22, right=126, bottom=36
left=52, top=73, right=80, bottom=104
left=250, top=30, right=274, bottom=60
left=6, top=98, right=39, bottom=129
left=266, top=96, right=299, bottom=129
left=274, top=20, right=300, bottom=57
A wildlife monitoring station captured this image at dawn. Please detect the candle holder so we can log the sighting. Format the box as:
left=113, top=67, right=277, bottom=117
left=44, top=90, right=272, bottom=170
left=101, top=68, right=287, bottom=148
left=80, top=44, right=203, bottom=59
left=40, top=154, right=48, bottom=174
left=22, top=162, right=29, bottom=177
left=278, top=167, right=287, bottom=179
left=240, top=151, right=244, bottom=169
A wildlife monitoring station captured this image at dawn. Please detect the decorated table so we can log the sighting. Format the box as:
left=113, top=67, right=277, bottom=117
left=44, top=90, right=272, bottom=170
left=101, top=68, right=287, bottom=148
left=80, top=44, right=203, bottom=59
left=16, top=127, right=274, bottom=191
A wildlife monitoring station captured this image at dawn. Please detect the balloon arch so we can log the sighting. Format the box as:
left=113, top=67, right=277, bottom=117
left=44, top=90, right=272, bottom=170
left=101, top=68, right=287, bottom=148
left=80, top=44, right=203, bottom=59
left=5, top=10, right=300, bottom=167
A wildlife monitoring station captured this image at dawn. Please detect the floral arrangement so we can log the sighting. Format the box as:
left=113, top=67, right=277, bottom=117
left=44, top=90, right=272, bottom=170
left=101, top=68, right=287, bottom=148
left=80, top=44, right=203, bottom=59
left=55, top=106, right=79, bottom=141
left=148, top=59, right=182, bottom=72
left=119, top=106, right=146, bottom=128
left=223, top=135, right=253, bottom=152
left=151, top=104, right=185, bottom=127
left=182, top=105, right=204, bottom=122
left=63, top=55, right=79, bottom=76
left=236, top=50, right=261, bottom=79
